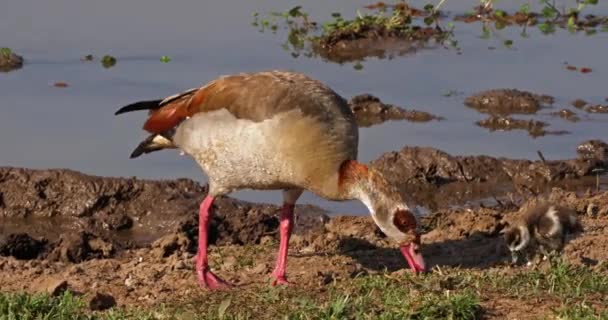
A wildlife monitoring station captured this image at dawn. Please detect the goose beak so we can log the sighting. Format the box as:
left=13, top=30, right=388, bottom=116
left=400, top=242, right=426, bottom=273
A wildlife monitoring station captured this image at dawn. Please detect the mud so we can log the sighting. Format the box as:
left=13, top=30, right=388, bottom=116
left=1, top=181, right=606, bottom=317
left=1, top=141, right=607, bottom=316
left=551, top=108, right=580, bottom=122
left=313, top=37, right=439, bottom=64
left=465, top=89, right=554, bottom=115
left=0, top=50, right=23, bottom=72
left=0, top=167, right=328, bottom=258
left=570, top=99, right=608, bottom=114
left=349, top=94, right=443, bottom=127
left=370, top=142, right=607, bottom=209
left=475, top=115, right=569, bottom=138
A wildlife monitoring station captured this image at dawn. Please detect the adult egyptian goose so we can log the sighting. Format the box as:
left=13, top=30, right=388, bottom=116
left=115, top=70, right=425, bottom=290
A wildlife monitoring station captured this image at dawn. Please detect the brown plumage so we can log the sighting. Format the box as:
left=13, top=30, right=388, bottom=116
left=115, top=70, right=425, bottom=290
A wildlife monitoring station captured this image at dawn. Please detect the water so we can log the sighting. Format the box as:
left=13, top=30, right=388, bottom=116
left=1, top=0, right=607, bottom=214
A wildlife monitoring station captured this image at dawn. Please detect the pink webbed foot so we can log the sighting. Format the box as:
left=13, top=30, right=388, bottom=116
left=197, top=267, right=232, bottom=290
left=270, top=270, right=292, bottom=286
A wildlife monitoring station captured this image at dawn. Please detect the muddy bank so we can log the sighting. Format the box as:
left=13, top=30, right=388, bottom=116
left=0, top=49, right=23, bottom=72
left=465, top=89, right=554, bottom=115
left=0, top=185, right=606, bottom=311
left=0, top=167, right=328, bottom=261
left=349, top=94, right=443, bottom=127
left=371, top=141, right=607, bottom=209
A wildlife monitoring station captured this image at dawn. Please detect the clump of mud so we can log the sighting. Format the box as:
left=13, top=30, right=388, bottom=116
left=577, top=140, right=608, bottom=162
left=349, top=94, right=442, bottom=127
left=465, top=89, right=554, bottom=115
left=0, top=233, right=47, bottom=260
left=570, top=99, right=608, bottom=114
left=551, top=109, right=580, bottom=122
left=0, top=49, right=23, bottom=72
left=476, top=115, right=568, bottom=138
left=312, top=4, right=451, bottom=63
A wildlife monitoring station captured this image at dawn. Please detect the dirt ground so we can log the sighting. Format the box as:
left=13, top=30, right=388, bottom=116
left=1, top=143, right=607, bottom=318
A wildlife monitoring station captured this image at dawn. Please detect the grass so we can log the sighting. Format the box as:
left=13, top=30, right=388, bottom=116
left=0, top=259, right=605, bottom=319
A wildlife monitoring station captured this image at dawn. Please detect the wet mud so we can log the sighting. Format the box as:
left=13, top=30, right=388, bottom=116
left=570, top=99, right=608, bottom=114
left=476, top=115, right=569, bottom=138
left=370, top=141, right=607, bottom=209
left=551, top=108, right=580, bottom=122
left=465, top=89, right=554, bottom=115
left=349, top=94, right=443, bottom=127
left=1, top=178, right=606, bottom=314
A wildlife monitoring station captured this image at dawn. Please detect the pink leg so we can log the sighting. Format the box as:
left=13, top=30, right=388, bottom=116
left=196, top=195, right=231, bottom=290
left=271, top=203, right=295, bottom=286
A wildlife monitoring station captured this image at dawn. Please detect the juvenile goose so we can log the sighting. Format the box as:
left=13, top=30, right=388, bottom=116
left=503, top=203, right=582, bottom=264
left=115, top=70, right=426, bottom=290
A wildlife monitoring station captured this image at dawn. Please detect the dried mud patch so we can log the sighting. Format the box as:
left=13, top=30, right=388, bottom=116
left=349, top=94, right=443, bottom=127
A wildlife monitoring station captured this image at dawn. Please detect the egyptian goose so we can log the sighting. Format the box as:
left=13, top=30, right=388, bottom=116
left=115, top=70, right=425, bottom=290
left=503, top=203, right=582, bottom=264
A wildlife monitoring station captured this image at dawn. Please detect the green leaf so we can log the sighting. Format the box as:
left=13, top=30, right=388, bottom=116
left=160, top=55, right=171, bottom=63
left=424, top=17, right=435, bottom=25
left=567, top=16, right=577, bottom=28
left=331, top=12, right=341, bottom=18
left=495, top=20, right=506, bottom=30
left=424, top=4, right=434, bottom=12
left=503, top=39, right=513, bottom=48
left=218, top=298, right=232, bottom=319
left=353, top=62, right=363, bottom=70
left=447, top=21, right=455, bottom=29
left=288, top=6, right=302, bottom=17
left=585, top=0, right=598, bottom=4
left=101, top=55, right=117, bottom=68
left=0, top=47, right=12, bottom=56
left=541, top=6, right=556, bottom=18
left=538, top=22, right=555, bottom=34
left=494, top=10, right=507, bottom=18
left=518, top=3, right=531, bottom=14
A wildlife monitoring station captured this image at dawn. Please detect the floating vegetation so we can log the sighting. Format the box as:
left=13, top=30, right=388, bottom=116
left=160, top=55, right=172, bottom=63
left=101, top=55, right=117, bottom=69
left=252, top=2, right=455, bottom=66
left=455, top=0, right=607, bottom=48
left=0, top=47, right=24, bottom=72
left=253, top=1, right=608, bottom=62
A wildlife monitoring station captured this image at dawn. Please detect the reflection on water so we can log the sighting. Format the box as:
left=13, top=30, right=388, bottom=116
left=1, top=0, right=607, bottom=214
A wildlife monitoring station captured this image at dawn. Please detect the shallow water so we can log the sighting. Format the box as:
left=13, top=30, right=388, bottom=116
left=1, top=0, right=607, bottom=214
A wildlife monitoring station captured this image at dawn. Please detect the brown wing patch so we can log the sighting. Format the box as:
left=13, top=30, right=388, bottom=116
left=142, top=83, right=218, bottom=134
left=393, top=209, right=417, bottom=233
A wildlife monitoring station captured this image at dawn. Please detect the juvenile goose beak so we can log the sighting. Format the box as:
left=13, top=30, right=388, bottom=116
left=400, top=241, right=426, bottom=273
